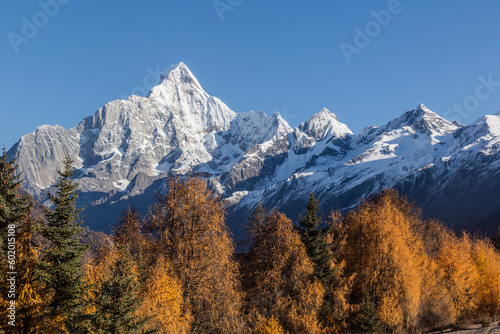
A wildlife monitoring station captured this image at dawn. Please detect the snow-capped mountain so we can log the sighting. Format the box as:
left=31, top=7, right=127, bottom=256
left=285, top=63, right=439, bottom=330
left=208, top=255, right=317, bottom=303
left=8, top=63, right=500, bottom=236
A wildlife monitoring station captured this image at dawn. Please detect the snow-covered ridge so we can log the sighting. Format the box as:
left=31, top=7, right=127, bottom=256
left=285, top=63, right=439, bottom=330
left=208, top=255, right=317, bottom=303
left=8, top=63, right=500, bottom=234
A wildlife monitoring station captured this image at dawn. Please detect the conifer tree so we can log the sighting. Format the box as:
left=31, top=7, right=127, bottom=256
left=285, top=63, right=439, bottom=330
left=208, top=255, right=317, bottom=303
left=112, top=208, right=149, bottom=278
left=0, top=147, right=30, bottom=255
left=38, top=154, right=90, bottom=331
left=112, top=208, right=191, bottom=332
left=243, top=207, right=324, bottom=334
left=88, top=246, right=155, bottom=334
left=139, top=255, right=191, bottom=333
left=0, top=148, right=36, bottom=331
left=340, top=189, right=426, bottom=332
left=471, top=239, right=500, bottom=317
left=14, top=212, right=48, bottom=333
left=296, top=194, right=343, bottom=328
left=146, top=176, right=246, bottom=333
left=434, top=232, right=479, bottom=322
left=295, top=193, right=335, bottom=285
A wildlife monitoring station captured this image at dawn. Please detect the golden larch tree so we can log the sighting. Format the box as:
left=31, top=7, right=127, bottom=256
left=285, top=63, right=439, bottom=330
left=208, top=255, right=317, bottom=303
left=434, top=232, right=479, bottom=322
left=472, top=238, right=500, bottom=317
left=146, top=176, right=246, bottom=333
left=339, top=189, right=426, bottom=332
left=242, top=206, right=324, bottom=334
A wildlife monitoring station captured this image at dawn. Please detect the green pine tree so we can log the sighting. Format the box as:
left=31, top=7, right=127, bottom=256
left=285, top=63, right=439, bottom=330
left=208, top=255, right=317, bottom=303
left=296, top=193, right=344, bottom=328
left=295, top=193, right=335, bottom=285
left=89, top=245, right=155, bottom=334
left=38, top=154, right=90, bottom=331
left=351, top=296, right=384, bottom=334
left=0, top=148, right=36, bottom=331
left=0, top=147, right=31, bottom=256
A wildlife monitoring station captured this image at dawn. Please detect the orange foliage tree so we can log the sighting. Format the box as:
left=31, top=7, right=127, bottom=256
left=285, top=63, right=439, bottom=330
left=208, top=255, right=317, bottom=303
left=472, top=239, right=500, bottom=317
left=139, top=255, right=191, bottom=334
left=434, top=232, right=479, bottom=322
left=146, top=176, right=246, bottom=333
left=339, top=189, right=426, bottom=332
left=242, top=206, right=324, bottom=334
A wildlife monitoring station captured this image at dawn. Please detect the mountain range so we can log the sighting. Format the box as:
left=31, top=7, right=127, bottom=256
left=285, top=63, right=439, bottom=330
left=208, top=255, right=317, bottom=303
left=8, top=62, right=500, bottom=238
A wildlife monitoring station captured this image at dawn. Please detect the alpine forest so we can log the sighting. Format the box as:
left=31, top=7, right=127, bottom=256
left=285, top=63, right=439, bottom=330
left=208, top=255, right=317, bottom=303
left=2, top=150, right=500, bottom=333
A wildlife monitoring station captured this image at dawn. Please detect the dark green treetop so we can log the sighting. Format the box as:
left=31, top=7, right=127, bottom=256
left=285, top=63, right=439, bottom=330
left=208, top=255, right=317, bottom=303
left=38, top=154, right=90, bottom=330
left=295, top=193, right=335, bottom=285
left=88, top=245, right=156, bottom=334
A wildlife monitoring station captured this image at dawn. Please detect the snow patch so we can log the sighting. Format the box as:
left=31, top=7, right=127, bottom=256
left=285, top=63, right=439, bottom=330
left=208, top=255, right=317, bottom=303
left=113, top=179, right=130, bottom=191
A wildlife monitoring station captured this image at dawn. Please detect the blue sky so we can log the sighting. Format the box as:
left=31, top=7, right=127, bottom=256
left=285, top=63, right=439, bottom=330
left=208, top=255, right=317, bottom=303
left=2, top=1, right=500, bottom=149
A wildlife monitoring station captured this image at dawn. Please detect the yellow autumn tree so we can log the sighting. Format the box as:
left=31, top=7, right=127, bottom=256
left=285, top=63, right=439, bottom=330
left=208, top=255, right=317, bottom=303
left=12, top=212, right=48, bottom=333
left=87, top=209, right=191, bottom=334
left=434, top=232, right=479, bottom=323
left=146, top=176, right=246, bottom=333
left=242, top=206, right=324, bottom=334
left=112, top=207, right=148, bottom=264
left=323, top=214, right=355, bottom=333
left=413, top=219, right=456, bottom=329
left=83, top=243, right=116, bottom=320
left=340, top=189, right=426, bottom=332
left=252, top=316, right=286, bottom=334
left=0, top=211, right=49, bottom=333
left=139, top=255, right=191, bottom=334
left=472, top=239, right=500, bottom=318
left=418, top=257, right=455, bottom=330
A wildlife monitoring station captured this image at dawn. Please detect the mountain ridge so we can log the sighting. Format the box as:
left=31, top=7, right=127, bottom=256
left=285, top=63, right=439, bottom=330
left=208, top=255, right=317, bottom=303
left=8, top=63, right=500, bottom=236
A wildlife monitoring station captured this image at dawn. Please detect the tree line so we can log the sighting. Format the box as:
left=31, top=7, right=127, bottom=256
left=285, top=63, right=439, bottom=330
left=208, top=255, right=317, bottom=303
left=1, top=150, right=500, bottom=333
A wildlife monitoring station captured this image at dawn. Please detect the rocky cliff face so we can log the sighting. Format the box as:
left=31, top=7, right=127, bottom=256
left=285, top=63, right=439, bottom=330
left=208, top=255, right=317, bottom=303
left=8, top=64, right=500, bottom=236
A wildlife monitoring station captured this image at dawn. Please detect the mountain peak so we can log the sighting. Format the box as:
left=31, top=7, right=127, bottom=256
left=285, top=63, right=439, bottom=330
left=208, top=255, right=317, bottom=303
left=156, top=62, right=202, bottom=91
left=317, top=107, right=338, bottom=121
left=404, top=103, right=433, bottom=120
left=416, top=103, right=431, bottom=113
left=299, top=108, right=351, bottom=140
left=386, top=104, right=458, bottom=134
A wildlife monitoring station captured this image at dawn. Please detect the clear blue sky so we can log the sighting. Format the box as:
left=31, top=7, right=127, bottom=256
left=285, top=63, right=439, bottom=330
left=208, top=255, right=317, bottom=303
left=2, top=1, right=500, bottom=149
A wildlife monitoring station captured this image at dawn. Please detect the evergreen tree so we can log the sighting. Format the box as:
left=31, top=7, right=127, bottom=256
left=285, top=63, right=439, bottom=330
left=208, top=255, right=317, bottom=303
left=295, top=193, right=335, bottom=285
left=351, top=296, right=383, bottom=333
left=89, top=246, right=155, bottom=334
left=38, top=154, right=90, bottom=331
left=0, top=148, right=37, bottom=331
left=0, top=147, right=30, bottom=255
